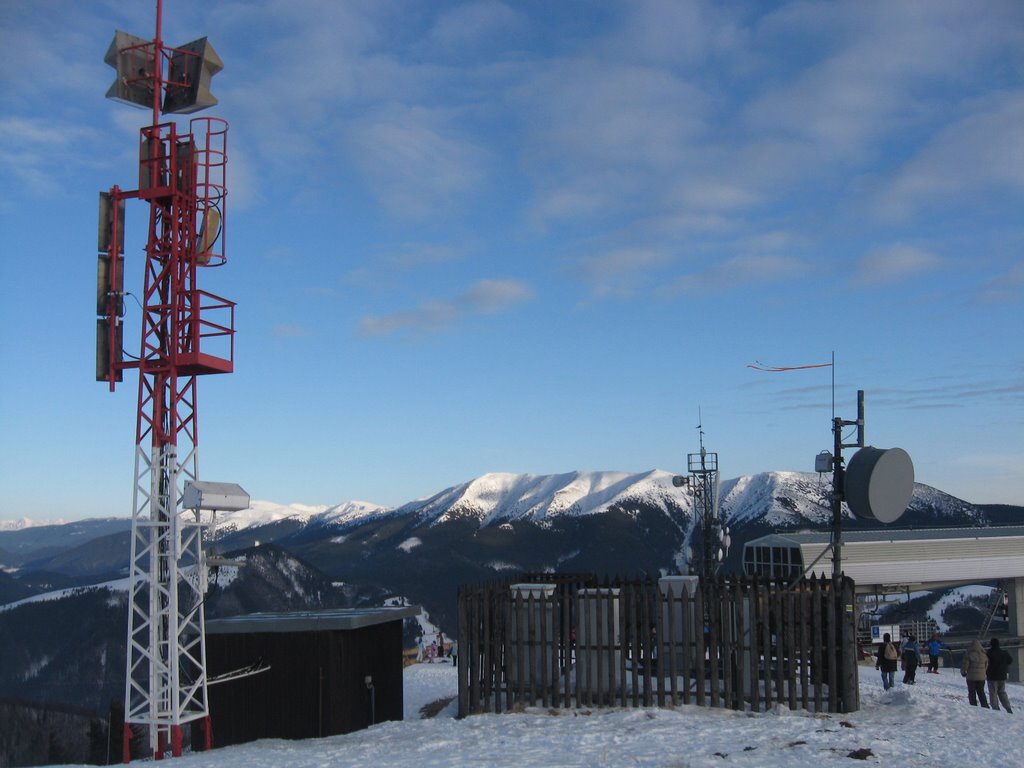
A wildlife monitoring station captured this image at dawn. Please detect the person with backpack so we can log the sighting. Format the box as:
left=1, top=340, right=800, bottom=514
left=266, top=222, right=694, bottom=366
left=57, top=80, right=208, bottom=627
left=961, top=639, right=990, bottom=707
left=901, top=634, right=922, bottom=684
left=876, top=632, right=899, bottom=690
left=986, top=638, right=1014, bottom=713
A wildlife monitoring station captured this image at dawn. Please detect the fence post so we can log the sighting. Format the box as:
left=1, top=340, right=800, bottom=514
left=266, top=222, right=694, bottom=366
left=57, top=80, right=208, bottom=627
left=618, top=582, right=628, bottom=707
left=731, top=578, right=745, bottom=711
left=840, top=576, right=859, bottom=713
left=759, top=578, right=772, bottom=710
left=707, top=578, right=720, bottom=708
left=784, top=583, right=796, bottom=709
left=771, top=580, right=783, bottom=706
left=457, top=586, right=469, bottom=717
left=694, top=580, right=706, bottom=707
left=654, top=582, right=666, bottom=708
left=502, top=591, right=513, bottom=713
left=482, top=587, right=493, bottom=712
left=811, top=576, right=823, bottom=712
left=749, top=577, right=765, bottom=716
left=471, top=587, right=483, bottom=714
left=798, top=582, right=809, bottom=712
left=826, top=579, right=838, bottom=712
left=606, top=588, right=618, bottom=705
left=561, top=586, right=572, bottom=708
left=666, top=583, right=679, bottom=707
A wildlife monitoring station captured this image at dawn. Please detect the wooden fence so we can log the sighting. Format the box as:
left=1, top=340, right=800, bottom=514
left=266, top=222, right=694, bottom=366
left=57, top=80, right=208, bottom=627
left=457, top=574, right=859, bottom=717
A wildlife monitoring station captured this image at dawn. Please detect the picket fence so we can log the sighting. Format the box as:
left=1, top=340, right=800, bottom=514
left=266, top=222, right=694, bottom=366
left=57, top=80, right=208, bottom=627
left=456, top=573, right=859, bottom=717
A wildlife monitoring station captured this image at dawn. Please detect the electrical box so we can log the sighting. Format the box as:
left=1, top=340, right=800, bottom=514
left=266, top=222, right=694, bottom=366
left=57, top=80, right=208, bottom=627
left=815, top=451, right=833, bottom=473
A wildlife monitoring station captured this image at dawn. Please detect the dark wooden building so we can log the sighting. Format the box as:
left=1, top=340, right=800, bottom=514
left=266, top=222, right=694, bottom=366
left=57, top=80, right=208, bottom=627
left=203, top=606, right=418, bottom=747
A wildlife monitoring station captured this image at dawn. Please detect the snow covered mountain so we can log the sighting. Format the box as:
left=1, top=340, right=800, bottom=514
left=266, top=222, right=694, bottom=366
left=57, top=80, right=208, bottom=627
left=0, top=469, right=1006, bottom=583
left=0, top=468, right=1017, bottom=736
left=394, top=469, right=688, bottom=526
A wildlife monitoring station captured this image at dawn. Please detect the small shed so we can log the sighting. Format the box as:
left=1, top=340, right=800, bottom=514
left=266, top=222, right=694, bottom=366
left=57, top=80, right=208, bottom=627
left=203, top=606, right=419, bottom=747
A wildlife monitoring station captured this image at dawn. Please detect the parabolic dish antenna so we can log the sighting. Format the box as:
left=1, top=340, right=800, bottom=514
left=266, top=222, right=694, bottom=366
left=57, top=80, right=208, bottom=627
left=845, top=446, right=914, bottom=524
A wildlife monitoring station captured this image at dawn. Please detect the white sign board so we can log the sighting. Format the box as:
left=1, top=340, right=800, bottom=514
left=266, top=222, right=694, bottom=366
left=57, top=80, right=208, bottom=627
left=870, top=624, right=901, bottom=643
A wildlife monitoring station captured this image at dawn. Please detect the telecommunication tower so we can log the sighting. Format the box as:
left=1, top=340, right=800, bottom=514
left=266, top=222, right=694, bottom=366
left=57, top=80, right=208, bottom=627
left=95, top=1, right=245, bottom=759
left=673, top=423, right=730, bottom=579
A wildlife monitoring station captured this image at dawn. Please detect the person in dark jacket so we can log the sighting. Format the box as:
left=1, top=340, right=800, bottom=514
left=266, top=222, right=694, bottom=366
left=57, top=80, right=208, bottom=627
left=986, top=638, right=1014, bottom=713
left=901, top=635, right=922, bottom=684
left=875, top=632, right=898, bottom=690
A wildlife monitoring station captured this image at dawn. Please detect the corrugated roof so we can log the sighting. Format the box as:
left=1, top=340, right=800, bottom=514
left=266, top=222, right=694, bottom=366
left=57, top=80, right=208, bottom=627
left=747, top=525, right=1024, bottom=547
left=206, top=605, right=420, bottom=635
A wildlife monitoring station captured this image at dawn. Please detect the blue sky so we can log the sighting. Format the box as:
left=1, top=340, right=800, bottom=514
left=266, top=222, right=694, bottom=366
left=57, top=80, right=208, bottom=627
left=1, top=0, right=1022, bottom=522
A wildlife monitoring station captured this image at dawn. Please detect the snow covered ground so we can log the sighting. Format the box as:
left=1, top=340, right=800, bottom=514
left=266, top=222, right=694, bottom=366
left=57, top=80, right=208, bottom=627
left=49, top=659, right=1023, bottom=768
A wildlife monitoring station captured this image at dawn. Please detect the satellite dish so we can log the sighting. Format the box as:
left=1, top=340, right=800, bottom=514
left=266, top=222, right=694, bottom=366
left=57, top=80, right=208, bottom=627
left=845, top=446, right=914, bottom=524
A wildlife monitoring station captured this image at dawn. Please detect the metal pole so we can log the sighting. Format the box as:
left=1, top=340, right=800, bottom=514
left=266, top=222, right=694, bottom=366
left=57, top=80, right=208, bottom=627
left=831, top=416, right=843, bottom=585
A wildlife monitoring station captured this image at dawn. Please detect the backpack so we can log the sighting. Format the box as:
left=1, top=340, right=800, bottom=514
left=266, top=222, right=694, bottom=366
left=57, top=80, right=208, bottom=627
left=884, top=642, right=898, bottom=660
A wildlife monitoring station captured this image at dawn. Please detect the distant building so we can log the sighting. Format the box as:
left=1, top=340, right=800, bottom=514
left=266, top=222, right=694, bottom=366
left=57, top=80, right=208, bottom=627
left=742, top=527, right=1024, bottom=683
left=203, top=606, right=418, bottom=747
left=742, top=526, right=1024, bottom=592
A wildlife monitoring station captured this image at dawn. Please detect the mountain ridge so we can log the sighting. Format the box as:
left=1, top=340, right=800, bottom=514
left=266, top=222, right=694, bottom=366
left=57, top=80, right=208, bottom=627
left=2, top=467, right=1011, bottom=537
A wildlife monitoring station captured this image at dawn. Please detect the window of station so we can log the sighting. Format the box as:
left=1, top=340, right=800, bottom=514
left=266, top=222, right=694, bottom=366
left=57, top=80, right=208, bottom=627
left=743, top=545, right=803, bottom=579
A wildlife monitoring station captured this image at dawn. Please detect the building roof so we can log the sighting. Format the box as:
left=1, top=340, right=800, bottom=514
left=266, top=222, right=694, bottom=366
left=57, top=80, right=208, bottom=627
left=743, top=526, right=1024, bottom=592
left=206, top=605, right=420, bottom=635
left=745, top=526, right=1024, bottom=546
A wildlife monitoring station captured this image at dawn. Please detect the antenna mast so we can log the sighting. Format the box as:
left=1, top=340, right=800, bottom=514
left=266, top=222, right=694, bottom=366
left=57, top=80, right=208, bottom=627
left=97, top=0, right=234, bottom=759
left=673, top=413, right=730, bottom=579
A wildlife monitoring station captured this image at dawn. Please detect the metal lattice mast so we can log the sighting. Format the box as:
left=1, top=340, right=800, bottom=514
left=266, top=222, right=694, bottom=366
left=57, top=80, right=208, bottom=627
left=673, top=422, right=729, bottom=579
left=97, top=0, right=232, bottom=759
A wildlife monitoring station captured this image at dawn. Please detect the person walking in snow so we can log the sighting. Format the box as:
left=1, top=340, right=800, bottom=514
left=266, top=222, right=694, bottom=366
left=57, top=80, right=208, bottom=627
left=901, top=634, right=922, bottom=685
left=986, top=638, right=1014, bottom=713
left=927, top=632, right=943, bottom=673
left=876, top=632, right=898, bottom=690
left=961, top=639, right=990, bottom=707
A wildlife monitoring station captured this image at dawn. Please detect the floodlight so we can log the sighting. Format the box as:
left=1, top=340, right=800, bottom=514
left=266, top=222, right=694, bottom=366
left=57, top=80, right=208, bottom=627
left=163, top=37, right=223, bottom=114
left=183, top=481, right=249, bottom=512
left=104, top=31, right=154, bottom=109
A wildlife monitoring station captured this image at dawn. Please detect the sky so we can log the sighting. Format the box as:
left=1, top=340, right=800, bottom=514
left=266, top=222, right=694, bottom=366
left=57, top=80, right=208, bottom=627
left=47, top=656, right=1024, bottom=768
left=1, top=0, right=1022, bottom=522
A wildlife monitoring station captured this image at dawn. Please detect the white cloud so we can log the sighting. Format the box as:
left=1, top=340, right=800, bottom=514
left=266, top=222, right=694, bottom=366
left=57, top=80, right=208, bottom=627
left=667, top=254, right=803, bottom=295
left=975, top=261, right=1024, bottom=304
left=855, top=244, right=943, bottom=286
left=0, top=117, right=98, bottom=197
left=577, top=247, right=675, bottom=299
left=359, top=278, right=533, bottom=338
left=346, top=106, right=488, bottom=219
left=876, top=93, right=1024, bottom=219
left=429, top=1, right=525, bottom=49
left=515, top=57, right=708, bottom=222
left=740, top=1, right=1024, bottom=209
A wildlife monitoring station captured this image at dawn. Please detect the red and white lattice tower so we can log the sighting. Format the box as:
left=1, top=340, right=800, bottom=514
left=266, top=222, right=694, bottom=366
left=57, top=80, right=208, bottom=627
left=96, top=1, right=236, bottom=759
